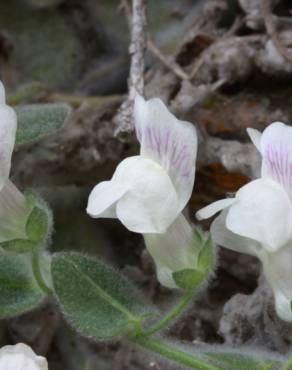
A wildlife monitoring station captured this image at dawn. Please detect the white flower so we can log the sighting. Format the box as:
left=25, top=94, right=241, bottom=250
left=0, top=81, right=32, bottom=243
left=87, top=95, right=198, bottom=288
left=0, top=343, right=48, bottom=370
left=197, top=121, right=292, bottom=321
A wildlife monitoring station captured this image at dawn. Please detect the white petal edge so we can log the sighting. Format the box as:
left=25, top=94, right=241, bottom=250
left=196, top=198, right=237, bottom=221
left=0, top=343, right=48, bottom=370
left=0, top=81, right=5, bottom=104
left=247, top=127, right=262, bottom=152
left=87, top=180, right=128, bottom=218
left=226, top=178, right=292, bottom=252
left=260, top=246, right=292, bottom=322
left=260, top=121, right=292, bottom=198
left=0, top=180, right=33, bottom=242
left=0, top=105, right=17, bottom=190
left=134, top=95, right=197, bottom=212
left=211, top=210, right=261, bottom=256
left=115, top=156, right=179, bottom=233
left=273, top=289, right=292, bottom=322
left=143, top=214, right=197, bottom=288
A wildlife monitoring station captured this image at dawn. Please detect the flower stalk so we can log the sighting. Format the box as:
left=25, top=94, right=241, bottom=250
left=142, top=289, right=194, bottom=337
left=133, top=336, right=220, bottom=370
left=31, top=251, right=52, bottom=294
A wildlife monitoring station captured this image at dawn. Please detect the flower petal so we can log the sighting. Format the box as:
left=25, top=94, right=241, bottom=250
left=211, top=210, right=261, bottom=256
left=144, top=214, right=197, bottom=288
left=226, top=178, right=292, bottom=252
left=86, top=180, right=128, bottom=218
left=0, top=343, right=48, bottom=370
left=262, top=245, right=292, bottom=322
left=260, top=121, right=292, bottom=198
left=0, top=103, right=17, bottom=190
left=134, top=95, right=197, bottom=212
left=273, top=290, right=292, bottom=322
left=0, top=180, right=32, bottom=242
left=0, top=81, right=5, bottom=104
left=115, top=156, right=178, bottom=233
left=196, top=198, right=237, bottom=221
left=247, top=127, right=262, bottom=152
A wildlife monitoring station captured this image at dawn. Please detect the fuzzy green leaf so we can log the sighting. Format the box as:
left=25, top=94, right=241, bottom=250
left=0, top=254, right=46, bottom=317
left=52, top=253, right=152, bottom=340
left=15, top=103, right=71, bottom=148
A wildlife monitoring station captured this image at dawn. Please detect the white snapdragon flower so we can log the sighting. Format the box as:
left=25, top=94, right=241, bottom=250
left=87, top=95, right=198, bottom=288
left=0, top=81, right=32, bottom=243
left=0, top=343, right=48, bottom=370
left=197, top=121, right=292, bottom=321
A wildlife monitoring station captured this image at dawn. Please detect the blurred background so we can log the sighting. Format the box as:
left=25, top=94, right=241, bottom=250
left=1, top=0, right=292, bottom=369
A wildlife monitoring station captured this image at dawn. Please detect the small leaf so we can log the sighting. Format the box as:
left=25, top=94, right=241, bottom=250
left=15, top=103, right=71, bottom=148
left=0, top=192, right=52, bottom=253
left=52, top=253, right=152, bottom=340
left=0, top=253, right=46, bottom=318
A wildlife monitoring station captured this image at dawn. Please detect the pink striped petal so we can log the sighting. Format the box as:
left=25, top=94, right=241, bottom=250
left=260, top=122, right=292, bottom=198
left=134, top=95, right=197, bottom=212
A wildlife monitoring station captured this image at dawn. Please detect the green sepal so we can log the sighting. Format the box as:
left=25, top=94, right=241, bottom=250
left=173, top=230, right=214, bottom=290
left=0, top=192, right=51, bottom=253
left=172, top=269, right=206, bottom=291
left=197, top=233, right=214, bottom=273
left=15, top=103, right=71, bottom=148
left=0, top=253, right=46, bottom=318
left=52, top=252, right=153, bottom=340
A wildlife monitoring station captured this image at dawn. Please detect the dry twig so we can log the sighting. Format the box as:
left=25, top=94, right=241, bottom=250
left=260, top=0, right=292, bottom=63
left=147, top=37, right=189, bottom=80
left=115, top=0, right=147, bottom=133
left=120, top=0, right=189, bottom=81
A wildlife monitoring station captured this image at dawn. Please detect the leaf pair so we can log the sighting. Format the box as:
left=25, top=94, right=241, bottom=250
left=0, top=251, right=287, bottom=370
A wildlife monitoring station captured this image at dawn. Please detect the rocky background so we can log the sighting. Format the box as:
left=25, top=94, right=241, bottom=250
left=1, top=0, right=292, bottom=369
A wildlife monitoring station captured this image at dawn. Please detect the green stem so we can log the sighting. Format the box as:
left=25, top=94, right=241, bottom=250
left=134, top=336, right=220, bottom=370
left=31, top=252, right=51, bottom=294
left=143, top=289, right=194, bottom=336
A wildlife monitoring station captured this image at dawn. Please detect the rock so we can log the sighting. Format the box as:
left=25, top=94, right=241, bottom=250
left=256, top=31, right=292, bottom=75
left=219, top=276, right=292, bottom=353
left=238, top=0, right=280, bottom=30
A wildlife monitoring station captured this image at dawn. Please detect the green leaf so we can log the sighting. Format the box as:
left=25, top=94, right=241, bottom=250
left=15, top=103, right=71, bottom=148
left=204, top=351, right=281, bottom=370
left=0, top=253, right=46, bottom=317
left=0, top=192, right=51, bottom=253
left=52, top=253, right=152, bottom=340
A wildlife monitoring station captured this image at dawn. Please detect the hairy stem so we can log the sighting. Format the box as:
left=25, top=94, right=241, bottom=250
left=143, top=289, right=194, bottom=337
left=31, top=251, right=51, bottom=294
left=134, top=336, right=220, bottom=370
